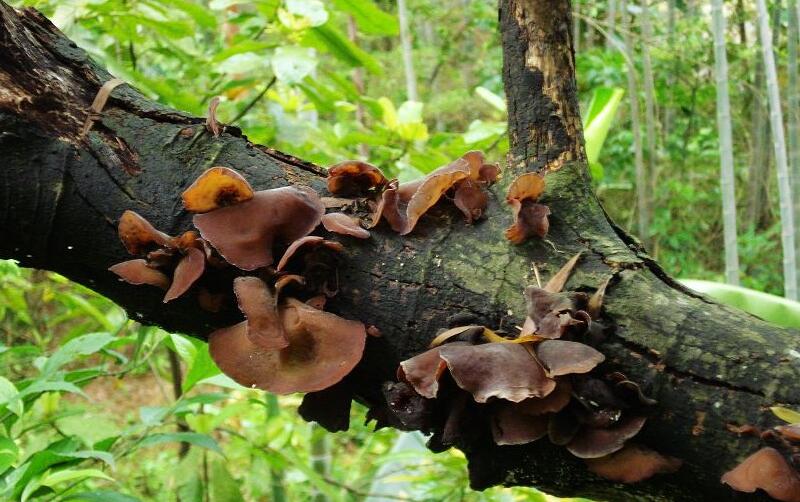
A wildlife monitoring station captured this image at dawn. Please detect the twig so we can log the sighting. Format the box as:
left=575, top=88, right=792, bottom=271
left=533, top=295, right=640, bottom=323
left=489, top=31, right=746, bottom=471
left=229, top=76, right=277, bottom=125
left=81, top=78, right=126, bottom=137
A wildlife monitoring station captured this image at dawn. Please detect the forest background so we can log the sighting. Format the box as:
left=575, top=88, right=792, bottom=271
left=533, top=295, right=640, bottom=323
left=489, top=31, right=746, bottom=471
left=1, top=0, right=797, bottom=500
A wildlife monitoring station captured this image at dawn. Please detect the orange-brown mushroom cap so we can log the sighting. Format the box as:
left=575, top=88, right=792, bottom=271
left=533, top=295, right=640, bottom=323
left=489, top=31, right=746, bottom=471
left=454, top=180, right=488, bottom=224
left=721, top=447, right=800, bottom=502
left=585, top=444, right=682, bottom=483
left=438, top=343, right=556, bottom=403
left=208, top=299, right=366, bottom=394
left=491, top=381, right=573, bottom=446
left=321, top=212, right=370, bottom=239
left=507, top=172, right=546, bottom=201
left=163, top=247, right=206, bottom=303
left=193, top=186, right=325, bottom=271
left=505, top=200, right=550, bottom=244
left=327, top=161, right=387, bottom=196
left=118, top=210, right=171, bottom=255
left=233, top=276, right=288, bottom=350
left=181, top=167, right=254, bottom=213
left=109, top=259, right=171, bottom=290
left=397, top=345, right=455, bottom=399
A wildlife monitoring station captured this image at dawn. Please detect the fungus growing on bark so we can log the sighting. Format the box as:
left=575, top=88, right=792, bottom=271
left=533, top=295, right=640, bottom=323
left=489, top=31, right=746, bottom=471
left=233, top=276, right=288, bottom=350
left=209, top=298, right=366, bottom=394
left=298, top=377, right=355, bottom=432
left=566, top=415, right=648, bottom=458
left=397, top=345, right=455, bottom=399
left=504, top=172, right=549, bottom=244
left=777, top=424, right=800, bottom=441
left=321, top=212, right=370, bottom=239
left=109, top=259, right=170, bottom=290
left=193, top=186, right=324, bottom=270
left=181, top=166, right=254, bottom=213
left=535, top=340, right=605, bottom=377
left=492, top=411, right=549, bottom=446
left=275, top=236, right=344, bottom=272
left=327, top=160, right=387, bottom=195
left=585, top=444, right=682, bottom=483
left=721, top=447, right=800, bottom=502
left=163, top=247, right=206, bottom=303
left=118, top=210, right=171, bottom=255
left=371, top=152, right=499, bottom=235
left=438, top=343, right=556, bottom=403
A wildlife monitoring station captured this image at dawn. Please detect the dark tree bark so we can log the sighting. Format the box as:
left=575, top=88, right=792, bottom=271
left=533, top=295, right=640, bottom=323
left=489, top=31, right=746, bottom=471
left=1, top=1, right=798, bottom=500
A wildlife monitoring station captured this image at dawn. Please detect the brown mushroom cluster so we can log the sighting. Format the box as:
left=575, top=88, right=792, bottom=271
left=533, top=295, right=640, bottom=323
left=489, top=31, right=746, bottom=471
left=109, top=166, right=367, bottom=395
left=326, top=151, right=500, bottom=236
left=504, top=172, right=550, bottom=244
left=723, top=417, right=800, bottom=501
left=376, top=254, right=680, bottom=484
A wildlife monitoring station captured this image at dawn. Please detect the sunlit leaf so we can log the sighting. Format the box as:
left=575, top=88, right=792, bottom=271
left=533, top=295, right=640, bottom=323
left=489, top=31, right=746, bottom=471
left=305, top=24, right=381, bottom=74
left=771, top=406, right=800, bottom=424
left=271, top=46, right=318, bottom=83
left=332, top=0, right=399, bottom=35
left=137, top=433, right=223, bottom=455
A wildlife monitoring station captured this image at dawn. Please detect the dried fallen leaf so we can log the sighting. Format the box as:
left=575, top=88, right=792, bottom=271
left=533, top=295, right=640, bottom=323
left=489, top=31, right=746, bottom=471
left=544, top=252, right=582, bottom=293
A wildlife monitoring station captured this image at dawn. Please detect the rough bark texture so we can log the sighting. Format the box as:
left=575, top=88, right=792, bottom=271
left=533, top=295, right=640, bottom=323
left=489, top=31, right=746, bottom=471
left=1, top=2, right=799, bottom=501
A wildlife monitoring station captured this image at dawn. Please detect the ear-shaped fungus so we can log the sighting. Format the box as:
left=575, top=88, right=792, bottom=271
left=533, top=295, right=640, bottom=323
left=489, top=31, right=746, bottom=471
left=327, top=161, right=388, bottom=195
left=504, top=172, right=549, bottom=244
left=566, top=415, right=647, bottom=458
left=276, top=236, right=344, bottom=272
left=193, top=186, right=325, bottom=270
left=398, top=345, right=455, bottom=399
left=181, top=166, right=254, bottom=213
left=298, top=377, right=355, bottom=432
left=438, top=343, right=556, bottom=403
left=321, top=212, right=370, bottom=239
left=491, top=381, right=573, bottom=446
left=233, top=276, right=288, bottom=350
left=209, top=299, right=366, bottom=394
left=585, top=444, right=682, bottom=483
left=535, top=340, right=605, bottom=377
left=721, top=447, right=800, bottom=502
left=163, top=247, right=206, bottom=303
left=109, top=259, right=170, bottom=290
left=118, top=210, right=171, bottom=255
left=524, top=287, right=587, bottom=339
left=453, top=180, right=488, bottom=223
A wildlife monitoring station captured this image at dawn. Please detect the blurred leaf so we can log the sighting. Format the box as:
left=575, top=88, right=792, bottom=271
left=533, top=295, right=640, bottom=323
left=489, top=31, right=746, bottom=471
left=306, top=24, right=381, bottom=74
left=0, top=436, right=18, bottom=474
left=475, top=86, right=506, bottom=112
left=463, top=119, right=505, bottom=144
left=271, top=46, right=317, bottom=83
left=0, top=377, right=23, bottom=416
left=42, top=332, right=114, bottom=376
left=332, top=0, right=398, bottom=35
left=40, top=468, right=114, bottom=487
left=65, top=491, right=140, bottom=502
left=583, top=87, right=624, bottom=169
left=210, top=459, right=244, bottom=502
left=169, top=0, right=217, bottom=29
left=182, top=341, right=221, bottom=393
left=138, top=433, right=223, bottom=455
left=771, top=406, right=800, bottom=424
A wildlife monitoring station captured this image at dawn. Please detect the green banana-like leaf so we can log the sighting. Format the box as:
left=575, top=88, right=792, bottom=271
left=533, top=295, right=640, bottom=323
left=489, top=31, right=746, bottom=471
left=679, top=279, right=800, bottom=329
left=583, top=87, right=624, bottom=175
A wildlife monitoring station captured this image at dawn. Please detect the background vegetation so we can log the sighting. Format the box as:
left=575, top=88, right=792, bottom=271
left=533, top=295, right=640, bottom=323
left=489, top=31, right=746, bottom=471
left=2, top=0, right=798, bottom=500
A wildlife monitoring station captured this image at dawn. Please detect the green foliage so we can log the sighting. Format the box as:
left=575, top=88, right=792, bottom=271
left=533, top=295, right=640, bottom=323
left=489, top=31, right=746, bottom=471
left=0, top=260, right=570, bottom=501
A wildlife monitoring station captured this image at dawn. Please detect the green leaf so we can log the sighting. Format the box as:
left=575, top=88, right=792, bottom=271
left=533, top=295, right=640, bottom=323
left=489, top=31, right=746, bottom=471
left=137, top=433, right=222, bottom=455
left=0, top=376, right=23, bottom=416
left=17, top=380, right=87, bottom=400
left=65, top=491, right=140, bottom=502
left=271, top=46, right=318, bottom=84
left=170, top=0, right=217, bottom=29
left=679, top=279, right=800, bottom=329
left=378, top=97, right=398, bottom=129
left=42, top=332, right=114, bottom=376
left=582, top=87, right=624, bottom=169
left=182, top=341, right=221, bottom=393
left=771, top=406, right=800, bottom=424
left=305, top=24, right=381, bottom=74
left=331, top=0, right=398, bottom=35
left=210, top=459, right=244, bottom=502
left=40, top=468, right=114, bottom=487
left=475, top=86, right=506, bottom=113
left=463, top=119, right=506, bottom=144
left=0, top=436, right=19, bottom=474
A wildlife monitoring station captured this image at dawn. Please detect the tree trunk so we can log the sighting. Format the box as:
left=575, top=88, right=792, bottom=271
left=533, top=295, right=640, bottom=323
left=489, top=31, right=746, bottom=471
left=748, top=59, right=772, bottom=231
left=397, top=0, right=418, bottom=102
left=640, top=0, right=658, bottom=249
left=711, top=0, right=741, bottom=285
left=788, top=0, right=800, bottom=292
left=1, top=2, right=798, bottom=501
left=757, top=0, right=798, bottom=299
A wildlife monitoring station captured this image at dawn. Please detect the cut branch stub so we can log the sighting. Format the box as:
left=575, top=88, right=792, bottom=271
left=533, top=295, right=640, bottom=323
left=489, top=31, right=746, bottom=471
left=208, top=298, right=366, bottom=394
left=181, top=166, right=254, bottom=213
left=193, top=186, right=324, bottom=271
